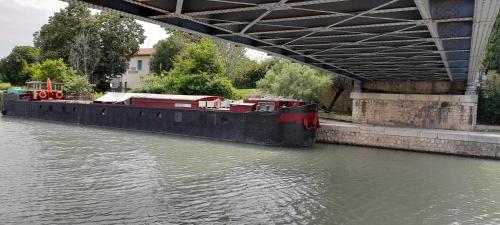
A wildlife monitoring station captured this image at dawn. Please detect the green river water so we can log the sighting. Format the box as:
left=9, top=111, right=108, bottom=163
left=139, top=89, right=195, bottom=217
left=0, top=116, right=499, bottom=224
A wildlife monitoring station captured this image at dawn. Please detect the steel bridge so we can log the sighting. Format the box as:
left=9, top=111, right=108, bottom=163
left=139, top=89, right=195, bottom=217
left=67, top=0, right=499, bottom=88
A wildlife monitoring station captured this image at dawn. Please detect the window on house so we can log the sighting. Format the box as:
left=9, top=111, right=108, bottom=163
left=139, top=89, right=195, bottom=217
left=137, top=60, right=143, bottom=71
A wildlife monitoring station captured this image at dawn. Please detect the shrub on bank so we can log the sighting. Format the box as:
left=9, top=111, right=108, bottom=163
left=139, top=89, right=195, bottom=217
left=0, top=83, right=11, bottom=91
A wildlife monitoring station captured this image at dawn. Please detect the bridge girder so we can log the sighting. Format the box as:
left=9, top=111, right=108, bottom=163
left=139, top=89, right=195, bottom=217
left=66, top=0, right=499, bottom=83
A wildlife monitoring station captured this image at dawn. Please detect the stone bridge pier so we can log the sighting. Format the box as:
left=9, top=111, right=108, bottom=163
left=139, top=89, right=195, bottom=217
left=350, top=81, right=478, bottom=131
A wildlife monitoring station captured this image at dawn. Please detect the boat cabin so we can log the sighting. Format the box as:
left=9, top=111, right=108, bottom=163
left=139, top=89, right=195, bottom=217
left=95, top=92, right=305, bottom=113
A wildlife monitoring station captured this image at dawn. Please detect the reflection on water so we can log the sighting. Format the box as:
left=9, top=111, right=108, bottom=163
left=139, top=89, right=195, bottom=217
left=0, top=116, right=499, bottom=225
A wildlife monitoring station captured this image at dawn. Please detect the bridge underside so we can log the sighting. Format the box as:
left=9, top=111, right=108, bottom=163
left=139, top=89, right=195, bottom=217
left=69, top=0, right=498, bottom=83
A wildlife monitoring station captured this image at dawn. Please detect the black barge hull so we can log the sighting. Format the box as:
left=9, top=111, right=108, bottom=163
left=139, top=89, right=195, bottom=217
left=1, top=93, right=317, bottom=147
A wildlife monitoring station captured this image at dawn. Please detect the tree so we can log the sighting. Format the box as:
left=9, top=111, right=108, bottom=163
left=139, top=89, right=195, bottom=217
left=257, top=62, right=332, bottom=102
left=134, top=38, right=236, bottom=98
left=231, top=58, right=279, bottom=88
left=33, top=3, right=93, bottom=62
left=69, top=29, right=101, bottom=77
left=28, top=59, right=77, bottom=82
left=92, top=13, right=145, bottom=91
left=149, top=31, right=194, bottom=73
left=34, top=4, right=145, bottom=91
left=485, top=13, right=500, bottom=72
left=169, top=37, right=227, bottom=77
left=0, top=46, right=40, bottom=85
left=217, top=41, right=247, bottom=79
left=324, top=76, right=351, bottom=112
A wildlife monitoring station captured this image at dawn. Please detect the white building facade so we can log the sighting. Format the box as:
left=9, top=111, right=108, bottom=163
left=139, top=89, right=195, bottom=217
left=112, top=48, right=154, bottom=91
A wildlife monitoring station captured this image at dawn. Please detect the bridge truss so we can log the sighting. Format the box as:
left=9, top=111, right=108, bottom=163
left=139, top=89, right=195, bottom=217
left=67, top=0, right=499, bottom=84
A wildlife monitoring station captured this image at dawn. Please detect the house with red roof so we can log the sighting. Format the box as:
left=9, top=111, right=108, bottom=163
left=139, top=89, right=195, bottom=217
left=112, top=48, right=155, bottom=91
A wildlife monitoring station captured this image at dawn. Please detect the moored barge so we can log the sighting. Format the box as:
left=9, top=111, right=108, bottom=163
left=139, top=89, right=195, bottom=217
left=1, top=85, right=319, bottom=147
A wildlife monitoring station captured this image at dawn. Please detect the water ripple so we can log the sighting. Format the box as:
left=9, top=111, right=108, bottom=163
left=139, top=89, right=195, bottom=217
left=0, top=117, right=499, bottom=225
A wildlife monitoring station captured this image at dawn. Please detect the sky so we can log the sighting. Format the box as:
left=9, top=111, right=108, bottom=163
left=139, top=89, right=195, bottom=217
left=0, top=0, right=270, bottom=60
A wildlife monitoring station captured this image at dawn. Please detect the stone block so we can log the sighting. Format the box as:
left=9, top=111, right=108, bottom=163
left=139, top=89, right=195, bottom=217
left=468, top=134, right=500, bottom=144
left=418, top=130, right=438, bottom=139
left=439, top=95, right=461, bottom=102
left=378, top=94, right=403, bottom=101
left=359, top=126, right=385, bottom=134
left=384, top=128, right=418, bottom=137
left=458, top=95, right=478, bottom=103
left=337, top=125, right=360, bottom=133
left=437, top=132, right=469, bottom=141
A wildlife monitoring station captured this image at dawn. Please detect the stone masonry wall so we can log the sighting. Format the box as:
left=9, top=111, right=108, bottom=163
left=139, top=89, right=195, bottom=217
left=363, top=81, right=466, bottom=94
left=351, top=93, right=478, bottom=131
left=317, top=123, right=500, bottom=159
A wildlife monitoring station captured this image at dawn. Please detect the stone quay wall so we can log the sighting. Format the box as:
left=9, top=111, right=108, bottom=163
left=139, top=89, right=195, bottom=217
left=351, top=93, right=478, bottom=131
left=317, top=122, right=500, bottom=159
left=363, top=81, right=466, bottom=94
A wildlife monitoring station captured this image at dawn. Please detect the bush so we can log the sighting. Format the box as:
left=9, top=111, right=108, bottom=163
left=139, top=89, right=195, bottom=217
left=64, top=75, right=95, bottom=95
left=257, top=62, right=332, bottom=102
left=478, top=73, right=500, bottom=125
left=0, top=83, right=11, bottom=91
left=134, top=38, right=236, bottom=98
left=132, top=73, right=178, bottom=94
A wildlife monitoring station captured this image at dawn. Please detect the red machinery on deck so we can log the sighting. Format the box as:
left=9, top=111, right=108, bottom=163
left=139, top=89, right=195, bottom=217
left=26, top=79, right=64, bottom=100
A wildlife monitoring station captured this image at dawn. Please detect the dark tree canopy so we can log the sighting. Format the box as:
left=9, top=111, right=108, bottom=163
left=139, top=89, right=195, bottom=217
left=149, top=31, right=194, bottom=74
left=0, top=46, right=40, bottom=85
left=33, top=3, right=145, bottom=91
left=485, top=13, right=500, bottom=72
left=92, top=13, right=145, bottom=90
left=34, top=3, right=93, bottom=62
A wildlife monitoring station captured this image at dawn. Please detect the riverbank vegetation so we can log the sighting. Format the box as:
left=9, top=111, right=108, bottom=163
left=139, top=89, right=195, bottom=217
left=478, top=71, right=500, bottom=125
left=0, top=3, right=144, bottom=95
left=479, top=14, right=500, bottom=125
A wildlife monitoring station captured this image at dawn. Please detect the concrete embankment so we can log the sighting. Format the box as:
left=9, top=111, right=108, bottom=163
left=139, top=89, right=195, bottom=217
left=317, top=120, right=500, bottom=159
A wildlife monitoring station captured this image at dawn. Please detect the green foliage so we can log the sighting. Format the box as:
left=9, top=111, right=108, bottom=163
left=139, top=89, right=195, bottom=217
left=132, top=73, right=178, bottom=94
left=134, top=38, right=236, bottom=98
left=485, top=13, right=500, bottom=71
left=25, top=59, right=94, bottom=95
left=64, top=75, right=95, bottom=95
left=257, top=62, right=333, bottom=102
left=478, top=72, right=500, bottom=125
left=28, top=59, right=76, bottom=82
left=149, top=31, right=194, bottom=73
left=92, top=12, right=145, bottom=91
left=0, top=46, right=40, bottom=85
left=169, top=38, right=227, bottom=77
left=34, top=3, right=145, bottom=91
left=34, top=3, right=94, bottom=61
left=234, top=88, right=260, bottom=99
left=0, top=83, right=11, bottom=91
left=217, top=41, right=247, bottom=79
left=92, top=92, right=105, bottom=100
left=232, top=58, right=279, bottom=88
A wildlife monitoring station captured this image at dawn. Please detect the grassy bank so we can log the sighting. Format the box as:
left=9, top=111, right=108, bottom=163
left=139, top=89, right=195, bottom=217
left=234, top=88, right=259, bottom=99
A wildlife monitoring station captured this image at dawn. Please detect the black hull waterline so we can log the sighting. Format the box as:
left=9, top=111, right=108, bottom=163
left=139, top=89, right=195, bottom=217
left=1, top=94, right=317, bottom=147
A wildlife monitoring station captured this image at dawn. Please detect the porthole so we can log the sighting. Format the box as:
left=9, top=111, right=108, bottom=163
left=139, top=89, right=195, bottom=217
left=139, top=111, right=144, bottom=117
left=156, top=112, right=162, bottom=119
left=39, top=105, right=42, bottom=110
left=48, top=105, right=53, bottom=112
left=73, top=107, right=77, bottom=112
left=101, top=108, right=107, bottom=116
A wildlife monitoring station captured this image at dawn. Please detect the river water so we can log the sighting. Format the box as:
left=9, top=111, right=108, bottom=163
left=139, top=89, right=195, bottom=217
left=0, top=117, right=499, bottom=225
